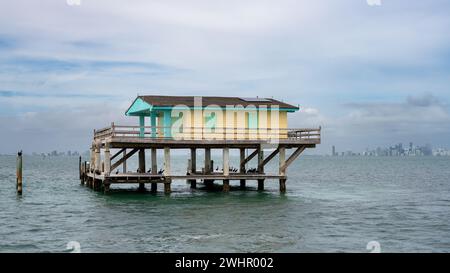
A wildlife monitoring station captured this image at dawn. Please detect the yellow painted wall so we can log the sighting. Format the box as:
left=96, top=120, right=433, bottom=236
left=166, top=109, right=290, bottom=140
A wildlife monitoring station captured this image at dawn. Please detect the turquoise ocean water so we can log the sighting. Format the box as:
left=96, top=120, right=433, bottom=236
left=0, top=155, right=449, bottom=252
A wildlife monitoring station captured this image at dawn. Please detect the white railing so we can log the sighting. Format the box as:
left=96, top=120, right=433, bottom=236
left=94, top=123, right=321, bottom=142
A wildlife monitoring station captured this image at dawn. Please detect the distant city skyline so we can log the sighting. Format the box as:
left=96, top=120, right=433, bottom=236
left=330, top=142, right=450, bottom=157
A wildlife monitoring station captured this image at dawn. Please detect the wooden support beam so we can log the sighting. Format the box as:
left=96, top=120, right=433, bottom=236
left=90, top=145, right=95, bottom=172
left=240, top=148, right=246, bottom=189
left=257, top=147, right=265, bottom=190
left=239, top=148, right=246, bottom=173
left=122, top=149, right=127, bottom=173
left=191, top=148, right=196, bottom=172
left=95, top=145, right=101, bottom=173
left=205, top=148, right=211, bottom=174
left=257, top=148, right=264, bottom=173
left=280, top=146, right=306, bottom=173
left=258, top=148, right=280, bottom=169
left=189, top=148, right=197, bottom=189
left=162, top=148, right=171, bottom=194
left=138, top=149, right=146, bottom=173
left=241, top=149, right=258, bottom=168
left=164, top=147, right=171, bottom=176
left=104, top=143, right=111, bottom=175
left=111, top=148, right=138, bottom=171
left=138, top=148, right=146, bottom=191
left=223, top=148, right=229, bottom=176
left=279, top=147, right=286, bottom=176
left=111, top=148, right=126, bottom=161
left=151, top=148, right=157, bottom=174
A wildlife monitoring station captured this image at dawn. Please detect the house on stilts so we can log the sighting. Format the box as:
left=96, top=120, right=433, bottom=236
left=79, top=95, right=321, bottom=194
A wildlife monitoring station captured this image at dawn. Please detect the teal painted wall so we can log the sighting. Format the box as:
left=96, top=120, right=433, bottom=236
left=126, top=98, right=152, bottom=116
left=163, top=110, right=171, bottom=137
left=139, top=116, right=145, bottom=137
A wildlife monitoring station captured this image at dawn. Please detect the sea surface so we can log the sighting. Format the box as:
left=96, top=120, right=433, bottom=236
left=0, top=154, right=449, bottom=253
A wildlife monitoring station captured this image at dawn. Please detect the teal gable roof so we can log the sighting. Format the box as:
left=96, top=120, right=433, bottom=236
left=125, top=97, right=152, bottom=116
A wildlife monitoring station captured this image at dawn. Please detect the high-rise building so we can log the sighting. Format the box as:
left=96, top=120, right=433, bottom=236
left=332, top=146, right=336, bottom=156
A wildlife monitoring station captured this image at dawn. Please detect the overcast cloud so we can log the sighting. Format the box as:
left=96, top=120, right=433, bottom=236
left=0, top=0, right=449, bottom=154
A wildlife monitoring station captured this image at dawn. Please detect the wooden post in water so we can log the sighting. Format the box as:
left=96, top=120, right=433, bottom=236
left=164, top=147, right=171, bottom=194
left=79, top=156, right=82, bottom=180
left=16, top=151, right=23, bottom=195
left=104, top=180, right=110, bottom=194
left=82, top=161, right=87, bottom=185
left=239, top=148, right=246, bottom=189
left=279, top=146, right=286, bottom=193
left=223, top=148, right=230, bottom=192
left=151, top=148, right=157, bottom=193
left=257, top=147, right=264, bottom=191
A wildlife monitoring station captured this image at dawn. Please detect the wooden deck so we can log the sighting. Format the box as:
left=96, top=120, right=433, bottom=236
left=80, top=124, right=320, bottom=194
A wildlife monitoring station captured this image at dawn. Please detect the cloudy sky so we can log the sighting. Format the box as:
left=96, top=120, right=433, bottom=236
left=0, top=0, right=449, bottom=154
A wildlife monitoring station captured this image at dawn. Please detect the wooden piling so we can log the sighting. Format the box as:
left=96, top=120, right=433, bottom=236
left=205, top=148, right=211, bottom=173
left=151, top=182, right=157, bottom=193
left=138, top=149, right=146, bottom=191
left=122, top=149, right=127, bottom=173
left=191, top=148, right=196, bottom=172
left=164, top=181, right=171, bottom=194
left=189, top=148, right=197, bottom=188
left=240, top=148, right=246, bottom=189
left=79, top=156, right=82, bottom=179
left=151, top=148, right=157, bottom=192
left=257, top=147, right=264, bottom=191
left=223, top=180, right=230, bottom=192
left=164, top=147, right=171, bottom=194
left=90, top=145, right=95, bottom=172
left=204, top=148, right=213, bottom=187
left=16, top=151, right=23, bottom=195
left=223, top=148, right=230, bottom=192
left=104, top=144, right=111, bottom=175
left=138, top=149, right=146, bottom=173
left=95, top=145, right=101, bottom=174
left=279, top=147, right=286, bottom=193
left=151, top=148, right=157, bottom=174
left=189, top=155, right=197, bottom=188
left=81, top=161, right=87, bottom=185
left=104, top=180, right=110, bottom=194
left=279, top=179, right=287, bottom=193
